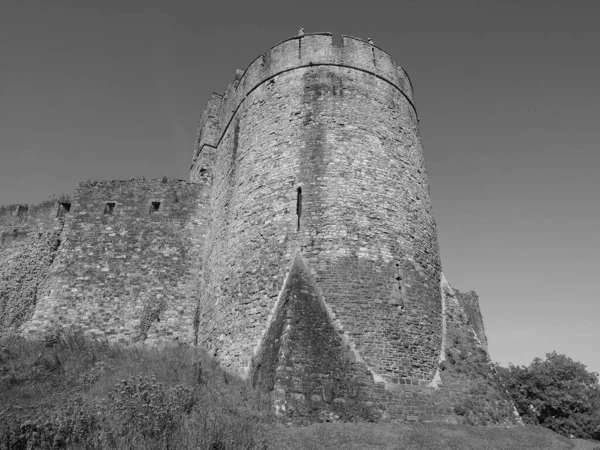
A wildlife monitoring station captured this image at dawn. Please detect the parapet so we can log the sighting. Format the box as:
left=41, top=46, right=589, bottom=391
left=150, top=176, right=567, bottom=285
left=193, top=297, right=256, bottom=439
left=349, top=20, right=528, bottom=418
left=192, top=32, right=415, bottom=163
left=0, top=200, right=65, bottom=232
left=72, top=178, right=200, bottom=221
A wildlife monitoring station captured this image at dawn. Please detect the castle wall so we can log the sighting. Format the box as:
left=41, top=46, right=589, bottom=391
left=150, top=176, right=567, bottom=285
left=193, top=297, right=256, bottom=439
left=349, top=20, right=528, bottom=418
left=352, top=277, right=518, bottom=424
left=20, top=178, right=207, bottom=344
left=195, top=33, right=442, bottom=389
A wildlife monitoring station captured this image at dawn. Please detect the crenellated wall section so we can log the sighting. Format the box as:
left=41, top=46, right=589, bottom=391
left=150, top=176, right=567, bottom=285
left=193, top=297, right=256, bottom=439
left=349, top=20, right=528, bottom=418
left=0, top=201, right=65, bottom=256
left=191, top=33, right=414, bottom=179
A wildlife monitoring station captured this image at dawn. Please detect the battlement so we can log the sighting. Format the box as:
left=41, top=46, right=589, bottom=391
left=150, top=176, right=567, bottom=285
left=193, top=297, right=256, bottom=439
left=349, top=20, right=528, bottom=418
left=193, top=32, right=415, bottom=163
left=0, top=200, right=65, bottom=236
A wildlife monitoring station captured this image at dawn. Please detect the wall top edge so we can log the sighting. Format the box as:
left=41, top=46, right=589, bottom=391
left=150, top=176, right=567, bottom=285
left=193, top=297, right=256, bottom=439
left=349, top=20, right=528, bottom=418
left=218, top=31, right=412, bottom=101
left=77, top=178, right=197, bottom=188
left=192, top=32, right=416, bottom=167
left=341, top=34, right=395, bottom=60
left=270, top=32, right=333, bottom=49
left=0, top=199, right=63, bottom=212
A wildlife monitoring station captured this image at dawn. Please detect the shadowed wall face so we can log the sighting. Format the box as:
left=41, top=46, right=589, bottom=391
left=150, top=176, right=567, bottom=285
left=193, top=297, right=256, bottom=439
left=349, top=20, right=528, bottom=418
left=195, top=34, right=442, bottom=387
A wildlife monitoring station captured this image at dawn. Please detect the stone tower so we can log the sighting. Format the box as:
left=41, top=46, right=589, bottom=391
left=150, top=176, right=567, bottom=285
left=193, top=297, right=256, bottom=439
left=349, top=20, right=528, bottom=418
left=191, top=33, right=513, bottom=422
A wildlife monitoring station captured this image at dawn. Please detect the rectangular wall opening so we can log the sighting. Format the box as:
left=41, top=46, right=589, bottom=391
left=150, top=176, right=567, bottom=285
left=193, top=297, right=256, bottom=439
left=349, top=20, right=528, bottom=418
left=104, top=202, right=115, bottom=215
left=57, top=202, right=71, bottom=217
left=15, top=205, right=28, bottom=217
left=150, top=201, right=161, bottom=213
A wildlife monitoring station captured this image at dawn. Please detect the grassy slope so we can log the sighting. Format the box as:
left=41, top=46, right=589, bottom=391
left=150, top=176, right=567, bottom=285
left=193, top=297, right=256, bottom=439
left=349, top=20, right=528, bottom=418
left=0, top=333, right=597, bottom=450
left=268, top=422, right=585, bottom=450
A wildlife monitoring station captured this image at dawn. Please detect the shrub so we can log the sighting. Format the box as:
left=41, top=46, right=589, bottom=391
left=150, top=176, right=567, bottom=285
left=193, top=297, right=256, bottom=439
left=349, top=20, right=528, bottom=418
left=497, top=352, right=600, bottom=439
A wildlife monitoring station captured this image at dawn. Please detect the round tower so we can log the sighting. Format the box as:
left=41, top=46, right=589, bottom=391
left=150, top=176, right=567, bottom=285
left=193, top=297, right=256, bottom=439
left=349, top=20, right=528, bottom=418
left=193, top=32, right=442, bottom=398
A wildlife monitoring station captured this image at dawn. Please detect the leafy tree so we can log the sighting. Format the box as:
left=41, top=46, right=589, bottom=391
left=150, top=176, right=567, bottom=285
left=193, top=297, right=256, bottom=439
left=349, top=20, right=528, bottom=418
left=497, top=352, right=600, bottom=439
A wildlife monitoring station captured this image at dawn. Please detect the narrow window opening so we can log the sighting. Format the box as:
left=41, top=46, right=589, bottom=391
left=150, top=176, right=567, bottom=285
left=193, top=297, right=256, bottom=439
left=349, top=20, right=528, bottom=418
left=392, top=264, right=405, bottom=310
left=150, top=201, right=161, bottom=213
left=60, top=202, right=71, bottom=212
left=296, top=187, right=302, bottom=231
left=104, top=202, right=115, bottom=215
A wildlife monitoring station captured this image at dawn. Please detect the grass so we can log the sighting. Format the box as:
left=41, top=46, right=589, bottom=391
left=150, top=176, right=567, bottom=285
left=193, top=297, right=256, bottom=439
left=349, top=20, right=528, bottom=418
left=1, top=332, right=598, bottom=450
left=267, top=422, right=593, bottom=450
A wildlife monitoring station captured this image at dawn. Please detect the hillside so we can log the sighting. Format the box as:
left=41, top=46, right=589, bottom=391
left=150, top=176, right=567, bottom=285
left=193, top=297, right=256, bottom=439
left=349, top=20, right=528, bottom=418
left=1, top=333, right=598, bottom=449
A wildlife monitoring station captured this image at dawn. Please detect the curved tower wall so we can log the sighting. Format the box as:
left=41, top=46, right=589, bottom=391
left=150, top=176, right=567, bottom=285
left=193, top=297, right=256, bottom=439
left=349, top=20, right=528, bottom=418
left=194, top=33, right=442, bottom=387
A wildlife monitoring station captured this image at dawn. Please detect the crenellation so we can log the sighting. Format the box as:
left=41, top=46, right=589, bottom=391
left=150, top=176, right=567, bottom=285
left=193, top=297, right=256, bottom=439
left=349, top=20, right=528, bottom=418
left=191, top=32, right=417, bottom=183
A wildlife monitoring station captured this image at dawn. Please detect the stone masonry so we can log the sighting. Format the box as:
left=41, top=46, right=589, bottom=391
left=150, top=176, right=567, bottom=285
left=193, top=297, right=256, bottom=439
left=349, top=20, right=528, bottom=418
left=0, top=32, right=520, bottom=424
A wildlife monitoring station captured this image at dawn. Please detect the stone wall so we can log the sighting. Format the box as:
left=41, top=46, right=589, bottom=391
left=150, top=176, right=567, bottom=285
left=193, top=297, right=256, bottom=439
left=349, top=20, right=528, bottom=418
left=19, top=178, right=207, bottom=344
left=455, top=289, right=488, bottom=350
left=0, top=201, right=63, bottom=256
left=435, top=277, right=519, bottom=425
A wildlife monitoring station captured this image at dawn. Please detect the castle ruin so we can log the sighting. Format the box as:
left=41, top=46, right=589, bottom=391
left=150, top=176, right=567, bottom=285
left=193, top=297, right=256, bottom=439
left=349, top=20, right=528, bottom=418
left=0, top=33, right=519, bottom=424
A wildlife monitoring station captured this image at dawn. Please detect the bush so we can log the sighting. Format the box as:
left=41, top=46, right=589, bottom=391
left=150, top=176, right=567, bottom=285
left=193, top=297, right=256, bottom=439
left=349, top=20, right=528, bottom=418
left=497, top=352, right=600, bottom=439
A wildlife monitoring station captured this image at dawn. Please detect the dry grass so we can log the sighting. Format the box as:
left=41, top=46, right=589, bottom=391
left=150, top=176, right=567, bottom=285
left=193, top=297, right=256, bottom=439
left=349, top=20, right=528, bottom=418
left=0, top=332, right=271, bottom=449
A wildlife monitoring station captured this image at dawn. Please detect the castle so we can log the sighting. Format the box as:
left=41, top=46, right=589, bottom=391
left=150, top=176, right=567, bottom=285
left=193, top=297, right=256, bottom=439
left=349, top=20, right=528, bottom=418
left=0, top=32, right=519, bottom=424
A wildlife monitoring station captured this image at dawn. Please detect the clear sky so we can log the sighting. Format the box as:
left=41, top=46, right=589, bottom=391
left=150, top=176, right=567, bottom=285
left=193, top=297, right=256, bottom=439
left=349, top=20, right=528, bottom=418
left=1, top=0, right=598, bottom=374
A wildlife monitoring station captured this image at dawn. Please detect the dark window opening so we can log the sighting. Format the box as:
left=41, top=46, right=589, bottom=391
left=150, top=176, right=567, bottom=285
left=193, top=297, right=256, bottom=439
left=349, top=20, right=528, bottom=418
left=57, top=202, right=71, bottom=217
left=104, top=202, right=115, bottom=215
left=296, top=187, right=302, bottom=231
left=150, top=201, right=161, bottom=213
left=15, top=205, right=28, bottom=217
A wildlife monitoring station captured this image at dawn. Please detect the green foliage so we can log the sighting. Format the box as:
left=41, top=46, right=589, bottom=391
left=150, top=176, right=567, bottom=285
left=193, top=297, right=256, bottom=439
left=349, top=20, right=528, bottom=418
left=442, top=321, right=520, bottom=426
left=0, top=333, right=271, bottom=449
left=443, top=322, right=492, bottom=380
left=497, top=352, right=600, bottom=439
left=453, top=383, right=518, bottom=426
left=0, top=229, right=62, bottom=330
left=109, top=376, right=195, bottom=443
left=137, top=297, right=167, bottom=341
